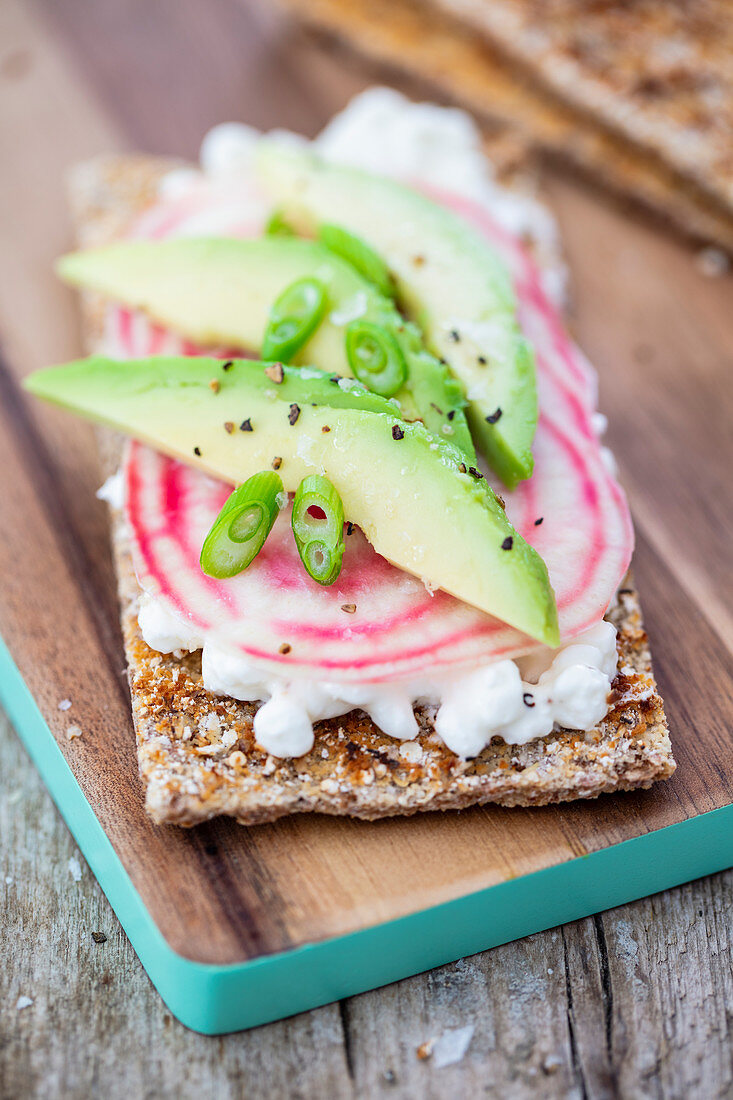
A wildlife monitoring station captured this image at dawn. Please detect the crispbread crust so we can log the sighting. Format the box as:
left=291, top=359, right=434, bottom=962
left=433, top=0, right=733, bottom=214
left=67, top=153, right=674, bottom=826
left=274, top=0, right=733, bottom=253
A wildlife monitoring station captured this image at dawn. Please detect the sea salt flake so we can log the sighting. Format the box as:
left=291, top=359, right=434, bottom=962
left=58, top=699, right=72, bottom=711
left=542, top=1053, right=563, bottom=1074
left=195, top=743, right=225, bottom=756
left=432, top=1025, right=475, bottom=1068
left=399, top=741, right=423, bottom=763
left=16, top=996, right=33, bottom=1010
left=68, top=857, right=82, bottom=882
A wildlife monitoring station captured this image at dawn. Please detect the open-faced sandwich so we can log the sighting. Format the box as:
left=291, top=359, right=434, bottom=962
left=26, top=89, right=674, bottom=826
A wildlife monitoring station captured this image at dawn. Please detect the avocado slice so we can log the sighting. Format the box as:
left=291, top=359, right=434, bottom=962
left=255, top=143, right=537, bottom=489
left=25, top=356, right=559, bottom=645
left=57, top=237, right=475, bottom=460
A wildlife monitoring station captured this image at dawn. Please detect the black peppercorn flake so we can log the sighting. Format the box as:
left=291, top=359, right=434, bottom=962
left=392, top=424, right=405, bottom=441
left=322, top=425, right=331, bottom=433
left=485, top=407, right=502, bottom=424
left=272, top=456, right=282, bottom=470
left=501, top=536, right=513, bottom=550
left=193, top=446, right=202, bottom=456
left=534, top=516, right=544, bottom=526
left=223, top=421, right=235, bottom=434
left=278, top=643, right=292, bottom=655
left=467, top=466, right=484, bottom=480
left=346, top=521, right=354, bottom=536
left=430, top=402, right=443, bottom=415
left=477, top=355, right=487, bottom=365
left=447, top=409, right=456, bottom=421
left=449, top=329, right=460, bottom=342
left=239, top=419, right=253, bottom=432
left=222, top=360, right=234, bottom=372
left=288, top=403, right=301, bottom=426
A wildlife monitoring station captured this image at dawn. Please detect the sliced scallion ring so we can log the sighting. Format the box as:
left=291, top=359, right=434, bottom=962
left=200, top=471, right=283, bottom=579
left=318, top=223, right=394, bottom=298
left=264, top=209, right=296, bottom=237
left=345, top=320, right=408, bottom=398
left=291, top=474, right=345, bottom=586
left=262, top=277, right=327, bottom=362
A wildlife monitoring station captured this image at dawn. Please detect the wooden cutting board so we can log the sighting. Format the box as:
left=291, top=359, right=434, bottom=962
left=1, top=0, right=732, bottom=1034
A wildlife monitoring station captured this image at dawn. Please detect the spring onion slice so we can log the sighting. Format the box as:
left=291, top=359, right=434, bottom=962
left=200, top=471, right=283, bottom=578
left=345, top=320, right=408, bottom=398
left=264, top=209, right=296, bottom=237
left=318, top=223, right=395, bottom=299
left=262, top=277, right=327, bottom=362
left=291, top=474, right=345, bottom=586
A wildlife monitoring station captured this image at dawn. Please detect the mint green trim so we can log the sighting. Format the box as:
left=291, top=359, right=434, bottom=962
left=2, top=635, right=732, bottom=1035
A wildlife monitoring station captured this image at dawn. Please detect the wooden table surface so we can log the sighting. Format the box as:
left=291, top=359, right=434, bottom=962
left=1, top=0, right=732, bottom=1096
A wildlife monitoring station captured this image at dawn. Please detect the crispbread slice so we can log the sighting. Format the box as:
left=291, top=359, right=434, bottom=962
left=67, top=153, right=674, bottom=826
left=273, top=0, right=733, bottom=253
left=432, top=0, right=733, bottom=215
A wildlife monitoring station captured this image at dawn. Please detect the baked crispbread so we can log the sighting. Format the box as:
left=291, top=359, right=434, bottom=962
left=272, top=0, right=733, bottom=254
left=67, top=154, right=674, bottom=826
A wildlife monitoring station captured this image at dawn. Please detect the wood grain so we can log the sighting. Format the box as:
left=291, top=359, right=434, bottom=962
left=2, top=708, right=731, bottom=1098
left=1, top=0, right=732, bottom=1090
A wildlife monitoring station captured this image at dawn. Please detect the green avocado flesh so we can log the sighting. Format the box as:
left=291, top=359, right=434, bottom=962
left=57, top=237, right=475, bottom=460
left=255, top=143, right=538, bottom=489
left=25, top=356, right=559, bottom=645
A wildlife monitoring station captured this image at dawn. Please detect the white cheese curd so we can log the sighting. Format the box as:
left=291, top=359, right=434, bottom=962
left=253, top=693, right=315, bottom=759
left=96, top=470, right=125, bottom=510
left=138, top=593, right=203, bottom=655
left=136, top=598, right=618, bottom=759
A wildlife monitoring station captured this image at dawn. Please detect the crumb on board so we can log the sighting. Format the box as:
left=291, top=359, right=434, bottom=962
left=432, top=1025, right=475, bottom=1068
left=696, top=246, right=730, bottom=277
left=66, top=724, right=83, bottom=741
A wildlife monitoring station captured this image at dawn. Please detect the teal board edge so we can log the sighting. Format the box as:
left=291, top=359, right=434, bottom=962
left=2, top=635, right=732, bottom=1036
